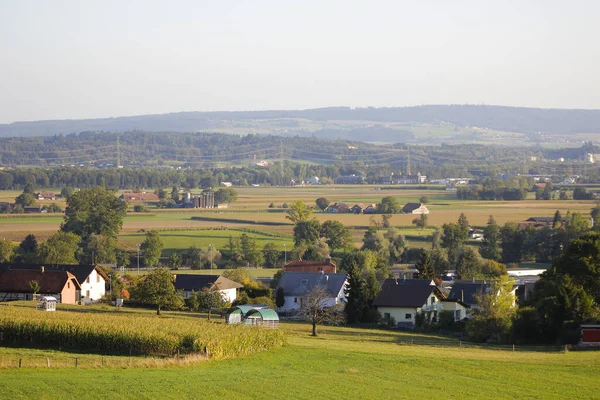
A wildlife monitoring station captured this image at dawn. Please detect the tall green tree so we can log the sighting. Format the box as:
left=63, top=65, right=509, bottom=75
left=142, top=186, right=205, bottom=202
left=415, top=249, right=435, bottom=279
left=38, top=231, right=81, bottom=264
left=344, top=262, right=368, bottom=323
left=15, top=193, right=36, bottom=207
left=14, top=234, right=39, bottom=263
left=262, top=242, right=280, bottom=268
left=293, top=219, right=321, bottom=247
left=376, top=196, right=400, bottom=214
left=466, top=275, right=516, bottom=342
left=455, top=247, right=484, bottom=280
left=214, top=188, right=238, bottom=205
left=240, top=233, right=263, bottom=267
left=286, top=200, right=313, bottom=223
left=481, top=215, right=501, bottom=261
left=315, top=197, right=330, bottom=211
left=591, top=205, right=600, bottom=232
left=0, top=239, right=15, bottom=263
left=61, top=186, right=127, bottom=239
left=320, top=220, right=353, bottom=252
left=79, top=234, right=117, bottom=265
left=132, top=268, right=183, bottom=315
left=141, top=230, right=163, bottom=267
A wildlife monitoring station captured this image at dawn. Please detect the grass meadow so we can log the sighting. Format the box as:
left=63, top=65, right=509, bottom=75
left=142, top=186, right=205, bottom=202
left=0, top=304, right=598, bottom=399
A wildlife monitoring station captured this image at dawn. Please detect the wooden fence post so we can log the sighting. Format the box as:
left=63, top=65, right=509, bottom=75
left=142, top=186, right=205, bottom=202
left=75, top=357, right=78, bottom=368
left=47, top=358, right=50, bottom=368
left=18, top=359, right=22, bottom=368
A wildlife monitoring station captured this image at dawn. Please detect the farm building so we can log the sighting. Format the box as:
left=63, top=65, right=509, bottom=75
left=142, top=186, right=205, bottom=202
left=0, top=267, right=81, bottom=304
left=0, top=264, right=109, bottom=302
left=226, top=305, right=279, bottom=328
left=401, top=203, right=429, bottom=214
left=119, top=192, right=159, bottom=202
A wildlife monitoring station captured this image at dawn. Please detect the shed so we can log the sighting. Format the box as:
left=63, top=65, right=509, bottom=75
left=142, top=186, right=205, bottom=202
left=244, top=309, right=279, bottom=328
left=38, top=296, right=57, bottom=311
left=581, top=325, right=600, bottom=345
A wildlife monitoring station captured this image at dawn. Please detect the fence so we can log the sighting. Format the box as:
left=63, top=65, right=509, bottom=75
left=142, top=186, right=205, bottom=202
left=0, top=354, right=207, bottom=369
left=393, top=335, right=565, bottom=352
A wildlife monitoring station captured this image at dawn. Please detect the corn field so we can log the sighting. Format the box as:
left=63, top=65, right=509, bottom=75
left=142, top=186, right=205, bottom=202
left=0, top=307, right=286, bottom=359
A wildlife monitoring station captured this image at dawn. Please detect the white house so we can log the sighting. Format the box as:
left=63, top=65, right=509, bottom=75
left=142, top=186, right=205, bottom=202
left=276, top=272, right=347, bottom=312
left=448, top=280, right=518, bottom=311
left=173, top=274, right=242, bottom=304
left=373, top=279, right=465, bottom=327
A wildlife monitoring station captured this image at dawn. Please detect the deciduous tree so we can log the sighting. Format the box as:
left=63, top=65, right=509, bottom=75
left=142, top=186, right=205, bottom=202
left=301, top=285, right=345, bottom=336
left=141, top=230, right=163, bottom=267
left=61, top=186, right=127, bottom=239
left=38, top=231, right=81, bottom=264
left=132, top=268, right=183, bottom=315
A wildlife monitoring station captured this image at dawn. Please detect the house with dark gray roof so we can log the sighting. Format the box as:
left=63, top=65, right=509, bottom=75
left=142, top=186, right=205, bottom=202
left=373, top=279, right=457, bottom=327
left=0, top=267, right=81, bottom=304
left=447, top=280, right=517, bottom=311
left=0, top=263, right=109, bottom=302
left=173, top=274, right=243, bottom=303
left=276, top=272, right=347, bottom=312
left=401, top=203, right=429, bottom=214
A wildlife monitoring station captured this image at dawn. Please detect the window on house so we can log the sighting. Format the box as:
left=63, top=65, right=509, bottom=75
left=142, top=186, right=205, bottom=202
left=405, top=313, right=412, bottom=320
left=384, top=313, right=390, bottom=319
left=67, top=282, right=70, bottom=289
left=300, top=279, right=308, bottom=285
left=455, top=310, right=461, bottom=320
left=431, top=296, right=436, bottom=304
left=294, top=297, right=298, bottom=303
left=86, top=290, right=90, bottom=298
left=86, top=277, right=90, bottom=283
left=97, top=275, right=100, bottom=283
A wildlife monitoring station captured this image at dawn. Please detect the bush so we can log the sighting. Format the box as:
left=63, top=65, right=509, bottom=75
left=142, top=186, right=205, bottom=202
left=381, top=314, right=396, bottom=328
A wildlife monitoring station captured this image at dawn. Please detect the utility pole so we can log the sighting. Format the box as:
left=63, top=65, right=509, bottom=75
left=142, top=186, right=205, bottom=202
left=116, top=137, right=121, bottom=168
left=284, top=243, right=287, bottom=265
left=407, top=145, right=411, bottom=176
left=280, top=139, right=284, bottom=185
left=209, top=244, right=213, bottom=274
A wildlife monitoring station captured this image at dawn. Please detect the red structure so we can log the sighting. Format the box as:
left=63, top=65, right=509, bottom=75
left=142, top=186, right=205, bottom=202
left=581, top=325, right=600, bottom=344
left=283, top=258, right=336, bottom=274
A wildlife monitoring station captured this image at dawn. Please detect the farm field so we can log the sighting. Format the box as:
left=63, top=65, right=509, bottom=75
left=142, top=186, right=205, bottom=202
left=0, top=305, right=598, bottom=399
left=1, top=186, right=598, bottom=251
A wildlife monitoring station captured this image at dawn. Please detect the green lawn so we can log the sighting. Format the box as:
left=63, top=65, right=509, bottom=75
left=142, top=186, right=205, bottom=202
left=0, top=310, right=598, bottom=399
left=118, top=228, right=293, bottom=255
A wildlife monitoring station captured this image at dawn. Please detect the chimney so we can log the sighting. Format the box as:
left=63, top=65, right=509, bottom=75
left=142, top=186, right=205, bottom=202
left=41, top=266, right=45, bottom=273
left=324, top=275, right=329, bottom=281
left=325, top=257, right=331, bottom=265
left=461, top=289, right=464, bottom=303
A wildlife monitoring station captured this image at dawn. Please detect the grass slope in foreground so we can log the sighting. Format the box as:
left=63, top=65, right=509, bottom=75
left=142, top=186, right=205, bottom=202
left=1, top=321, right=599, bottom=399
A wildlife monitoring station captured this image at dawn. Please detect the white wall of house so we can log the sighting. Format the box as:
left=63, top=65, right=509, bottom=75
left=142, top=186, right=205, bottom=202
left=81, top=269, right=106, bottom=302
left=281, top=286, right=346, bottom=312
left=220, top=288, right=237, bottom=303
left=378, top=306, right=420, bottom=325
left=181, top=288, right=237, bottom=303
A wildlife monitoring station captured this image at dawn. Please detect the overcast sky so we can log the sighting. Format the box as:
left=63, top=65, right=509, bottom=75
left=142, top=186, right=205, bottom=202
left=1, top=0, right=599, bottom=123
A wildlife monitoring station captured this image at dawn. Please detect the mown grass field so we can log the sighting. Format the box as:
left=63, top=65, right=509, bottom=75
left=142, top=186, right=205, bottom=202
left=0, top=305, right=598, bottom=399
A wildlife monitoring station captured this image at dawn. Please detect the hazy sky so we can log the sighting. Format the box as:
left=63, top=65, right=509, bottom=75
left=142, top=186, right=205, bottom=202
left=1, top=0, right=599, bottom=123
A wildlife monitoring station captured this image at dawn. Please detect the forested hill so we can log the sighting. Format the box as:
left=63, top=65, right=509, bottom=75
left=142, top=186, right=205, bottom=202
left=3, top=105, right=600, bottom=137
